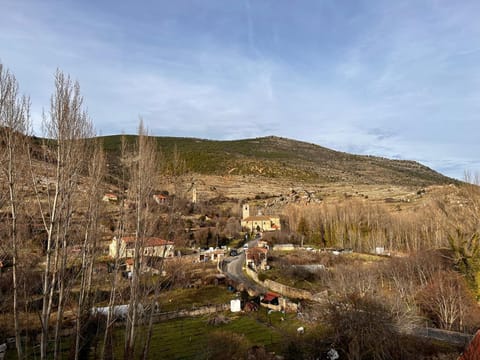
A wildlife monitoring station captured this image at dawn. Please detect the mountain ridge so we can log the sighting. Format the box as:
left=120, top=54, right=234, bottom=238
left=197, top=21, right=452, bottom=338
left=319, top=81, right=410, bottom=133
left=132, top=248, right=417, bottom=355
left=100, top=134, right=455, bottom=187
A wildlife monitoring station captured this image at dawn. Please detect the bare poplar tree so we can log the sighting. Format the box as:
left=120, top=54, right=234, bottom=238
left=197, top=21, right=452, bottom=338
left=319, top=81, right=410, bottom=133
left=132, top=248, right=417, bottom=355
left=141, top=143, right=183, bottom=360
left=0, top=62, right=31, bottom=359
left=31, top=70, right=94, bottom=360
left=102, top=135, right=128, bottom=359
left=74, top=139, right=105, bottom=359
left=124, top=120, right=159, bottom=359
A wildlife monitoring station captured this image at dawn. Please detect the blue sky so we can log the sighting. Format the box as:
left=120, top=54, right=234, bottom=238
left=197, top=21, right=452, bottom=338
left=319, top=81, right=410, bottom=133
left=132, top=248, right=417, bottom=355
left=1, top=0, right=480, bottom=179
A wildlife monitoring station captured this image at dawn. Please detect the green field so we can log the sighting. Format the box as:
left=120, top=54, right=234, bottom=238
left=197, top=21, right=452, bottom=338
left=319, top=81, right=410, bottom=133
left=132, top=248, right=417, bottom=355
left=156, top=285, right=234, bottom=312
left=90, top=311, right=294, bottom=359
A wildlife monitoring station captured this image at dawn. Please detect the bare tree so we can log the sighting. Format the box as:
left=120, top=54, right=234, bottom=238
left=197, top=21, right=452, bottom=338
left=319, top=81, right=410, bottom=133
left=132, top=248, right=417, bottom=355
left=141, top=141, right=187, bottom=360
left=30, top=70, right=94, bottom=360
left=74, top=139, right=105, bottom=359
left=0, top=62, right=31, bottom=359
left=323, top=293, right=405, bottom=360
left=124, top=120, right=159, bottom=359
left=328, top=264, right=378, bottom=299
left=417, top=270, right=477, bottom=332
left=102, top=135, right=128, bottom=359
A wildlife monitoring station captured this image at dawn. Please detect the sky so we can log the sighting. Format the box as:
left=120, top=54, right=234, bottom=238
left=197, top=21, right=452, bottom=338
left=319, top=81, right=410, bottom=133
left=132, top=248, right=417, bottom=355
left=1, top=0, right=480, bottom=180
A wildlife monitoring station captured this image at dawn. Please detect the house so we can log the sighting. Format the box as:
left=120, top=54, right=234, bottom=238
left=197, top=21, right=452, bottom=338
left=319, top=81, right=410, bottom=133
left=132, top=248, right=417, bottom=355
left=153, top=194, right=168, bottom=205
left=125, top=258, right=134, bottom=272
left=199, top=248, right=225, bottom=263
left=245, top=246, right=268, bottom=271
left=109, top=236, right=174, bottom=259
left=260, top=292, right=281, bottom=311
left=241, top=215, right=281, bottom=232
left=240, top=204, right=281, bottom=233
left=102, top=193, right=118, bottom=202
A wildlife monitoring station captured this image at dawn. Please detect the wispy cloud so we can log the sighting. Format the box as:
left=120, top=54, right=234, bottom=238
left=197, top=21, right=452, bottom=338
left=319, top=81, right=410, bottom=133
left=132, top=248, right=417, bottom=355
left=1, top=0, right=480, bottom=179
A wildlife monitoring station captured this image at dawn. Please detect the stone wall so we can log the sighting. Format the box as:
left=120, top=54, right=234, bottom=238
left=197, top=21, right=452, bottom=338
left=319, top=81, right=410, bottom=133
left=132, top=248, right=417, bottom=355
left=263, top=279, right=314, bottom=300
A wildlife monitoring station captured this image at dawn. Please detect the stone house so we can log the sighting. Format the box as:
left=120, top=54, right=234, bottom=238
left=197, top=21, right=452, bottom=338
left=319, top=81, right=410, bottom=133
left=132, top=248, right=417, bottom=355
left=240, top=204, right=281, bottom=233
left=245, top=246, right=268, bottom=271
left=109, top=236, right=175, bottom=259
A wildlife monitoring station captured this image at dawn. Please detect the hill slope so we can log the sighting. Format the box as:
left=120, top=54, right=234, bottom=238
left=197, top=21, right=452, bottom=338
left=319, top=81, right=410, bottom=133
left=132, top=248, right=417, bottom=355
left=100, top=135, right=454, bottom=187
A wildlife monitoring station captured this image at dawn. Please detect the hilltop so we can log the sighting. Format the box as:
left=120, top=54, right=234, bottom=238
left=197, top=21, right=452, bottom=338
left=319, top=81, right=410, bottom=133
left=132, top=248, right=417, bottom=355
left=101, top=134, right=454, bottom=187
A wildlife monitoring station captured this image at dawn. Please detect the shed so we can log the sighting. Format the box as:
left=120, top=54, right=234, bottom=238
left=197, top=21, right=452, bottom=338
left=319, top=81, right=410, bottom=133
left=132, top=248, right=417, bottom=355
left=262, top=292, right=280, bottom=305
left=230, top=299, right=241, bottom=313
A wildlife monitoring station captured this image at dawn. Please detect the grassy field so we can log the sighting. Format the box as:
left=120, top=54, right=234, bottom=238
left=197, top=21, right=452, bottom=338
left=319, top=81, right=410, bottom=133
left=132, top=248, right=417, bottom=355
left=9, top=304, right=300, bottom=359
left=156, top=285, right=235, bottom=312
left=88, top=310, right=304, bottom=359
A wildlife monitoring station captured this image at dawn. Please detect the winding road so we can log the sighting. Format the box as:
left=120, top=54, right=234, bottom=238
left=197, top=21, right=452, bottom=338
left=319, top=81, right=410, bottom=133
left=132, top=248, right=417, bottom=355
left=222, top=240, right=266, bottom=295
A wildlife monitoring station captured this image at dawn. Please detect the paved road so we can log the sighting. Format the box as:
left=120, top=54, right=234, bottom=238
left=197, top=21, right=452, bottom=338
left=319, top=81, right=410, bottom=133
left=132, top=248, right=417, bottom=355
left=222, top=240, right=266, bottom=295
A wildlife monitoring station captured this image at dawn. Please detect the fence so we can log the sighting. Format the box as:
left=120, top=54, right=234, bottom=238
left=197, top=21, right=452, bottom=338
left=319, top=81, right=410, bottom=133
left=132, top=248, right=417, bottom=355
left=152, top=304, right=229, bottom=322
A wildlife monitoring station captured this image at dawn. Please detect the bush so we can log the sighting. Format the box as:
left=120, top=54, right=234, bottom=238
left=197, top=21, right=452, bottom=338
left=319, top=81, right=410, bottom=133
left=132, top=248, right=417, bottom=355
left=324, top=294, right=407, bottom=360
left=417, top=270, right=480, bottom=332
left=257, top=272, right=267, bottom=282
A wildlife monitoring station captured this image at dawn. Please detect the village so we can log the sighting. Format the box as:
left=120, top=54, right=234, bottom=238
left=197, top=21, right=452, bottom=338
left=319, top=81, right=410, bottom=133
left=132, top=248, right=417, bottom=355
left=1, top=65, right=478, bottom=358
left=1, top=157, right=479, bottom=359
left=87, top=188, right=479, bottom=359
left=102, top=191, right=291, bottom=313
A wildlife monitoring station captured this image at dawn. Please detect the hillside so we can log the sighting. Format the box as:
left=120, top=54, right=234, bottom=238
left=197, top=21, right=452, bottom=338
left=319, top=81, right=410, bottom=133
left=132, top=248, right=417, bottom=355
left=100, top=135, right=454, bottom=187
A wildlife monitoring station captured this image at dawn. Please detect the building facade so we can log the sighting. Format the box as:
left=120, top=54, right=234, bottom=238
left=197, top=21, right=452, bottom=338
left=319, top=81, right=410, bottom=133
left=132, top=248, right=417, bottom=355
left=241, top=203, right=281, bottom=232
left=109, top=236, right=175, bottom=259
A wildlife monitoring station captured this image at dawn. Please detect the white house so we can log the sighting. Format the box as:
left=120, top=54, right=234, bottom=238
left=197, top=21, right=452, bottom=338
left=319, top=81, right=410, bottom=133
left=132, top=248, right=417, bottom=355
left=199, top=248, right=225, bottom=263
left=109, top=236, right=175, bottom=259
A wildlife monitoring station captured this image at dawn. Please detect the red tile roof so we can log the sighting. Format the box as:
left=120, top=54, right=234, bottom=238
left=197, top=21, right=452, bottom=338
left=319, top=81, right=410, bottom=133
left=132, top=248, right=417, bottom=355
left=263, top=292, right=280, bottom=302
left=153, top=194, right=167, bottom=200
left=246, top=247, right=268, bottom=256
